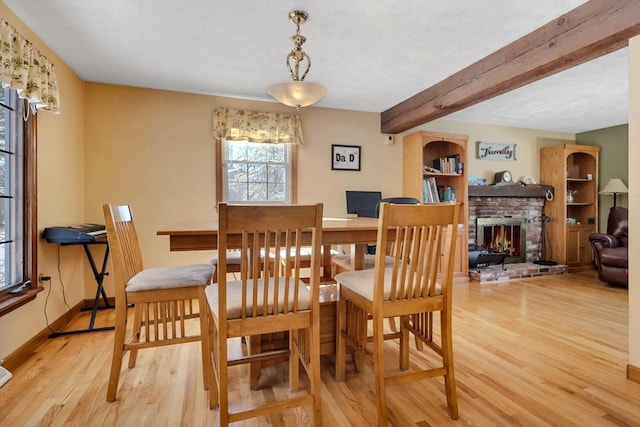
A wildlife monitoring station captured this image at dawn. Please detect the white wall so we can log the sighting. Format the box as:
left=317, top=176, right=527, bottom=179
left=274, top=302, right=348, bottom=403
left=628, top=35, right=639, bottom=372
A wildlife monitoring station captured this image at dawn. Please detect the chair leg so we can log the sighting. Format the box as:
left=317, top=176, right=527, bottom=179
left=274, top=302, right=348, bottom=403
left=441, top=311, right=459, bottom=419
left=248, top=336, right=262, bottom=390
left=336, top=295, right=347, bottom=381
left=399, top=315, right=410, bottom=371
left=198, top=290, right=212, bottom=391
left=372, top=315, right=388, bottom=426
left=289, top=329, right=300, bottom=391
left=208, top=307, right=219, bottom=409
left=388, top=317, right=397, bottom=332
left=128, top=303, right=143, bottom=368
left=106, top=313, right=127, bottom=401
left=219, top=332, right=230, bottom=425
left=310, top=320, right=322, bottom=426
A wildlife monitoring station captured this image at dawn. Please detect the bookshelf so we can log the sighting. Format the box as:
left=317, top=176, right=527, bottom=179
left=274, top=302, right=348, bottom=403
left=402, top=130, right=469, bottom=278
left=539, top=144, right=599, bottom=268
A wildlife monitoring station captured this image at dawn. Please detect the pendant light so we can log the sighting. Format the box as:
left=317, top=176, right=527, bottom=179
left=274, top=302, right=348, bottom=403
left=266, top=10, right=327, bottom=110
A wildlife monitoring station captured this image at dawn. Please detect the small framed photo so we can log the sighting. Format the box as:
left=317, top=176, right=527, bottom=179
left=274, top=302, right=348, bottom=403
left=331, top=144, right=361, bottom=171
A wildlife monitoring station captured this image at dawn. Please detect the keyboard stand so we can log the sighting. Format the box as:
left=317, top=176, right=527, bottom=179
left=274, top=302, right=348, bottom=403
left=49, top=240, right=115, bottom=337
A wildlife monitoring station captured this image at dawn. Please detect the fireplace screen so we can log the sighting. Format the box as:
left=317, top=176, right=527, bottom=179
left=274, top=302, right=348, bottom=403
left=476, top=217, right=527, bottom=264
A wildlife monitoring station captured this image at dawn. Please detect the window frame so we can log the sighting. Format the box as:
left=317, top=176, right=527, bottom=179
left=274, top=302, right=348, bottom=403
left=0, top=92, right=39, bottom=317
left=215, top=138, right=298, bottom=206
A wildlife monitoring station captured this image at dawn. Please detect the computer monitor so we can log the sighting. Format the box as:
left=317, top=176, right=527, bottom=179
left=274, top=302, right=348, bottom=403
left=345, top=190, right=382, bottom=218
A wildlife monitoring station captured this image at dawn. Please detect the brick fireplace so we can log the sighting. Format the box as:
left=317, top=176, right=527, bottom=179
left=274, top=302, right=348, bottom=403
left=468, top=185, right=552, bottom=263
left=467, top=185, right=568, bottom=282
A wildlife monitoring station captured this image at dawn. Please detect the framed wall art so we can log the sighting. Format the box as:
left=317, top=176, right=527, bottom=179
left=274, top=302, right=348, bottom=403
left=331, top=144, right=361, bottom=171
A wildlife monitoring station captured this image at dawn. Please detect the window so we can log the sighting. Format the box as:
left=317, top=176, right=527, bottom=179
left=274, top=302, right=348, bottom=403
left=217, top=139, right=297, bottom=204
left=0, top=88, right=37, bottom=315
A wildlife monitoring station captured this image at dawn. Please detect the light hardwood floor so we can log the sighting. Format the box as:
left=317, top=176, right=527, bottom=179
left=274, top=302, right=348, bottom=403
left=1, top=271, right=638, bottom=426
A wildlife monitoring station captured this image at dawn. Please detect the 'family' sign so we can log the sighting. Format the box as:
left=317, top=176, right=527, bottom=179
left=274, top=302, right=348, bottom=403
left=477, top=142, right=517, bottom=160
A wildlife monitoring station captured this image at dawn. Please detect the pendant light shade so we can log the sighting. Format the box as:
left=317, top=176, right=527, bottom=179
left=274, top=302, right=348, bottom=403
left=266, top=10, right=327, bottom=110
left=266, top=81, right=327, bottom=109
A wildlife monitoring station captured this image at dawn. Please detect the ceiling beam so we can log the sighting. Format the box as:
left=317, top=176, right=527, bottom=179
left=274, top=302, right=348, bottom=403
left=380, top=0, right=640, bottom=134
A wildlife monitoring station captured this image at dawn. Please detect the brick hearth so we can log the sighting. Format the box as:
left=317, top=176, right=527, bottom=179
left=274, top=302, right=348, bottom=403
left=469, top=262, right=568, bottom=282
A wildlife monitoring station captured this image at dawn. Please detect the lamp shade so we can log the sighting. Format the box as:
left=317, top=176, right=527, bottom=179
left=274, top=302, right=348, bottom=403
left=599, top=178, right=629, bottom=194
left=266, top=81, right=328, bottom=109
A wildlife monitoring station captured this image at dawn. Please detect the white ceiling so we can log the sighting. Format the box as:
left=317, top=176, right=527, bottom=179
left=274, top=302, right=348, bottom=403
left=4, top=0, right=629, bottom=134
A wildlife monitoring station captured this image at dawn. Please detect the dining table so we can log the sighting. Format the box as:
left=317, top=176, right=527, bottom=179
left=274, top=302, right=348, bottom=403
left=156, top=216, right=383, bottom=278
left=156, top=216, right=385, bottom=362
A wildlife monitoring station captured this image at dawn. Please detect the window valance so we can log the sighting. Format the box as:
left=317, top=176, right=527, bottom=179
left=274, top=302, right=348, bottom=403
left=0, top=18, right=60, bottom=113
left=213, top=107, right=303, bottom=145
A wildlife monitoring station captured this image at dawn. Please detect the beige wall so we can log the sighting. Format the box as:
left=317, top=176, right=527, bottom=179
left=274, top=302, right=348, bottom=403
left=0, top=3, right=86, bottom=358
left=628, top=35, right=639, bottom=370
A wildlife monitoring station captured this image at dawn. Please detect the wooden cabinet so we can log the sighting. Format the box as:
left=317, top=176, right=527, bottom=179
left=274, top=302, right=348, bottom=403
left=539, top=144, right=599, bottom=268
left=566, top=225, right=594, bottom=266
left=403, top=130, right=468, bottom=278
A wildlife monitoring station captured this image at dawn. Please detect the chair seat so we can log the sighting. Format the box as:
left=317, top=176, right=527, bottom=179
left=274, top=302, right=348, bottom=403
left=336, top=267, right=442, bottom=301
left=280, top=246, right=339, bottom=260
left=127, top=264, right=213, bottom=292
left=206, top=277, right=310, bottom=319
left=331, top=253, right=394, bottom=271
left=212, top=250, right=275, bottom=266
left=211, top=251, right=242, bottom=266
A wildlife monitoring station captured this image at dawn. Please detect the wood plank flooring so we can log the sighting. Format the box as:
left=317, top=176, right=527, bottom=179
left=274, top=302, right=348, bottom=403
left=1, top=271, right=638, bottom=426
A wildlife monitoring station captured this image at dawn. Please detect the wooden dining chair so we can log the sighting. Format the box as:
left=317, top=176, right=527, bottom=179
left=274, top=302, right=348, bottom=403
left=335, top=202, right=460, bottom=425
left=331, top=197, right=421, bottom=333
left=206, top=203, right=323, bottom=426
left=103, top=204, right=214, bottom=402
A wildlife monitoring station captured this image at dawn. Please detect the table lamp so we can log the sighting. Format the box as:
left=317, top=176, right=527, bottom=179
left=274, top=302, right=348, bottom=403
left=599, top=178, right=628, bottom=207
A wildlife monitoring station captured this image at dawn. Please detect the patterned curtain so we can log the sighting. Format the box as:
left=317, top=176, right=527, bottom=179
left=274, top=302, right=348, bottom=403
left=0, top=19, right=60, bottom=113
left=214, top=107, right=304, bottom=145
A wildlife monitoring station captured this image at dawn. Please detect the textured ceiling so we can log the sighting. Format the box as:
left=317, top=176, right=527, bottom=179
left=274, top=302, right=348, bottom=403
left=4, top=0, right=629, bottom=134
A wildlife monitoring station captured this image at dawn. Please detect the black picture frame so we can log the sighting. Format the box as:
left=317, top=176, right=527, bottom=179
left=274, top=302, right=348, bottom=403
left=331, top=144, right=361, bottom=171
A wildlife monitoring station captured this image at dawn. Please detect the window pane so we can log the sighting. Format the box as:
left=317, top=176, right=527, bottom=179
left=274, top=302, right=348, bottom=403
left=0, top=152, right=6, bottom=195
left=248, top=164, right=267, bottom=183
left=0, top=96, right=6, bottom=151
left=228, top=182, right=248, bottom=201
left=268, top=183, right=286, bottom=201
left=247, top=143, right=271, bottom=162
left=228, top=142, right=247, bottom=161
left=268, top=164, right=285, bottom=184
left=269, top=145, right=285, bottom=162
left=248, top=183, right=268, bottom=201
left=227, top=163, right=247, bottom=183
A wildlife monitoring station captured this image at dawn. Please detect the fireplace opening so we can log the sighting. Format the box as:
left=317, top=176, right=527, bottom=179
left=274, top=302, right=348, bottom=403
left=476, top=217, right=527, bottom=264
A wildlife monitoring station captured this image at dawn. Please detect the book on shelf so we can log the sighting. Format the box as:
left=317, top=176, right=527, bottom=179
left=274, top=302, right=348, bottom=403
left=422, top=177, right=440, bottom=203
left=438, top=185, right=456, bottom=202
left=432, top=155, right=463, bottom=174
left=427, top=177, right=440, bottom=203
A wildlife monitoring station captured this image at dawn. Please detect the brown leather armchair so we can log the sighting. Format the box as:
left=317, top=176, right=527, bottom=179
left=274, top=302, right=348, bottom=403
left=589, top=207, right=628, bottom=286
